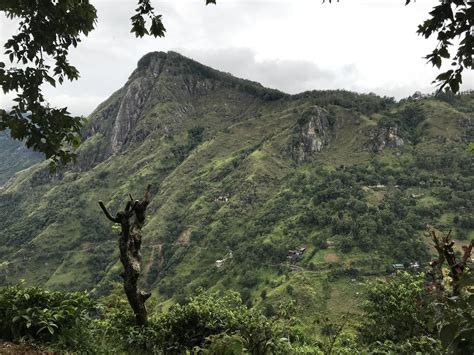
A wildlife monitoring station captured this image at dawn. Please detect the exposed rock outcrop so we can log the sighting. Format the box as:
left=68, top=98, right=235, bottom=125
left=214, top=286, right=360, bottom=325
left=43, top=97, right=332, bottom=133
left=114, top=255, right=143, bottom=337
left=364, top=126, right=404, bottom=152
left=292, top=106, right=331, bottom=162
left=110, top=53, right=169, bottom=153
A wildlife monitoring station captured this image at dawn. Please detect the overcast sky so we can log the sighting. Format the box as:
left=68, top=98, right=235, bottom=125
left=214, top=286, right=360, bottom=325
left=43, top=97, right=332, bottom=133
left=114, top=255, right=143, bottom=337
left=1, top=0, right=473, bottom=116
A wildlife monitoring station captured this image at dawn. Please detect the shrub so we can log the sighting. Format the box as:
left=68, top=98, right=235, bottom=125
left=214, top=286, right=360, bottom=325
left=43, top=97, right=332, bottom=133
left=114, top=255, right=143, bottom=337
left=367, top=336, right=442, bottom=354
left=122, top=291, right=280, bottom=354
left=358, top=272, right=435, bottom=344
left=0, top=283, right=95, bottom=344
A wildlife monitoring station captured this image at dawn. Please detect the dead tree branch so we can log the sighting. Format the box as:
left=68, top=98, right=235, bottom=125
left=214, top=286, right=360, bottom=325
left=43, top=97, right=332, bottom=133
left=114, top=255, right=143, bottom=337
left=426, top=225, right=473, bottom=296
left=99, top=185, right=152, bottom=326
left=98, top=201, right=120, bottom=223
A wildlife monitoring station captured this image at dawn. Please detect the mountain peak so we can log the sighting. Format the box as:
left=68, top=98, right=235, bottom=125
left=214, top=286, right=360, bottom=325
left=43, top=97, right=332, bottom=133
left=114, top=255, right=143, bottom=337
left=132, top=51, right=287, bottom=99
left=136, top=51, right=168, bottom=69
left=81, top=51, right=288, bottom=167
left=135, top=51, right=196, bottom=69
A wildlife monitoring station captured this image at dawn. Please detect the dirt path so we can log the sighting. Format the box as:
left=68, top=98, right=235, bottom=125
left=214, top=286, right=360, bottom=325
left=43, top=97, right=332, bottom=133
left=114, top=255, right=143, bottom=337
left=324, top=253, right=339, bottom=262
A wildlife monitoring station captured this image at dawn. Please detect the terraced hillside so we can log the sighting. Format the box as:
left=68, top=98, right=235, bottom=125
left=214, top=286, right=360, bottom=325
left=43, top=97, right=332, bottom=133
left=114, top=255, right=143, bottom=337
left=1, top=52, right=473, bottom=332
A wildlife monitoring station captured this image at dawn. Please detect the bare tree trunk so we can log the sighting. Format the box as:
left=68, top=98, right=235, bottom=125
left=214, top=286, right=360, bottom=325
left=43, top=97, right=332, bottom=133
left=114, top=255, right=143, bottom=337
left=99, top=185, right=152, bottom=326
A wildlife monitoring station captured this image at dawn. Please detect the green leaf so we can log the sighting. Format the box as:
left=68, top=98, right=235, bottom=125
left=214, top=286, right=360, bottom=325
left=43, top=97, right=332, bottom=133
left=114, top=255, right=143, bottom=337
left=448, top=78, right=459, bottom=93
left=435, top=70, right=453, bottom=81
left=44, top=75, right=56, bottom=87
left=438, top=46, right=450, bottom=58
left=149, top=15, right=166, bottom=37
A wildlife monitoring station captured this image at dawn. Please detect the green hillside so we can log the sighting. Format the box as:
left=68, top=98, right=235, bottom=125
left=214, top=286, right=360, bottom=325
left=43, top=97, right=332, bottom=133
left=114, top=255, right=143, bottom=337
left=0, top=51, right=473, bottom=333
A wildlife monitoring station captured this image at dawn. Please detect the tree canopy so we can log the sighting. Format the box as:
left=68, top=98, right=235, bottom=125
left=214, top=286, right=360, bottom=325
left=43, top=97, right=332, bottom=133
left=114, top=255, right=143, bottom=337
left=1, top=0, right=472, bottom=167
left=406, top=0, right=473, bottom=93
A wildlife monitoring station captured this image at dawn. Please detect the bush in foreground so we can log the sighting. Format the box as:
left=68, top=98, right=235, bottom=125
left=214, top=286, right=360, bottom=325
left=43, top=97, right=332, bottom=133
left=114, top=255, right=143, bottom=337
left=0, top=282, right=95, bottom=349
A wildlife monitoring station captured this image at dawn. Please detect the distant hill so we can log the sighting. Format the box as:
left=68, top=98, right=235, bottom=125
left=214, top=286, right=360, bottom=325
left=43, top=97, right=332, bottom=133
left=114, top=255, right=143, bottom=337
left=0, top=51, right=472, bottom=331
left=0, top=132, right=42, bottom=187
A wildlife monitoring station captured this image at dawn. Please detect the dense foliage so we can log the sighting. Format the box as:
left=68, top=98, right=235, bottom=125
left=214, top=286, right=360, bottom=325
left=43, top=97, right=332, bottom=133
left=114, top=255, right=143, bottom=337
left=143, top=291, right=282, bottom=353
left=295, top=90, right=396, bottom=115
left=2, top=268, right=473, bottom=354
left=225, top=143, right=473, bottom=276
left=359, top=272, right=435, bottom=343
left=0, top=285, right=292, bottom=354
left=0, top=283, right=94, bottom=346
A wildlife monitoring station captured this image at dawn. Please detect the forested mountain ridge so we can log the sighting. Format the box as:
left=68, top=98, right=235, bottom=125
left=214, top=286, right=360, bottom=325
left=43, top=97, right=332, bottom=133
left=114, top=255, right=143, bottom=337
left=0, top=51, right=473, bottom=332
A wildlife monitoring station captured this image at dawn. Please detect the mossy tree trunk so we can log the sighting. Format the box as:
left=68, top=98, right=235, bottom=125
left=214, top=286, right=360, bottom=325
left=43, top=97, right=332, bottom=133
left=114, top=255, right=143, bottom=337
left=99, top=185, right=152, bottom=326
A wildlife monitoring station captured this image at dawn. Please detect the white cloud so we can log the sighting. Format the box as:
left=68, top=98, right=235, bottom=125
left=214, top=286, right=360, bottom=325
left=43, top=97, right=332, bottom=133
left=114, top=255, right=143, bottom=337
left=1, top=0, right=473, bottom=116
left=176, top=47, right=358, bottom=94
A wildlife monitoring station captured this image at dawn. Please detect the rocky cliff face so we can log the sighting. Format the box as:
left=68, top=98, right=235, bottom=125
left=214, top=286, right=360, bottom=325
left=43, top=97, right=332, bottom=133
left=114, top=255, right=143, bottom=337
left=292, top=106, right=332, bottom=162
left=110, top=75, right=154, bottom=153
left=364, top=126, right=404, bottom=152
left=82, top=52, right=186, bottom=164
